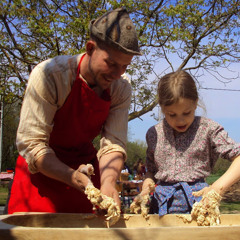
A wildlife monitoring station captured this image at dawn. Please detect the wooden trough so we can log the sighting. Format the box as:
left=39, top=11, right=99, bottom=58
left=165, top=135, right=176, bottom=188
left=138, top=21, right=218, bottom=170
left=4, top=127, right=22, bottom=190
left=0, top=213, right=240, bottom=240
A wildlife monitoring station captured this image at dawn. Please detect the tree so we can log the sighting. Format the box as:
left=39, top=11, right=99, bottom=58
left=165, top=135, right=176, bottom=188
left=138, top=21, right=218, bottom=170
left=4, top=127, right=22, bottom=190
left=0, top=0, right=239, bottom=167
left=1, top=101, right=20, bottom=170
left=93, top=133, right=147, bottom=172
left=1, top=0, right=239, bottom=116
left=126, top=0, right=240, bottom=120
left=126, top=140, right=147, bottom=171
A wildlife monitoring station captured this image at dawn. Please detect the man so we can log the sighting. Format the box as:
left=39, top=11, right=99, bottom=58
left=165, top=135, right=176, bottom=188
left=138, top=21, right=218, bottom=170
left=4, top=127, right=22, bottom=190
left=8, top=7, right=141, bottom=214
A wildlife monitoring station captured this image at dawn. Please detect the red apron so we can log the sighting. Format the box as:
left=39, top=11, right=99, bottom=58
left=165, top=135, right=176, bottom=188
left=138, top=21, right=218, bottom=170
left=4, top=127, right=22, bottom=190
left=8, top=55, right=111, bottom=214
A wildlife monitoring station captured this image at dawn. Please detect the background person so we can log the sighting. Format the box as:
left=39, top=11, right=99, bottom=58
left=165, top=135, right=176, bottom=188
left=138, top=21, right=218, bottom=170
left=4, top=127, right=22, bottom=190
left=133, top=159, right=146, bottom=180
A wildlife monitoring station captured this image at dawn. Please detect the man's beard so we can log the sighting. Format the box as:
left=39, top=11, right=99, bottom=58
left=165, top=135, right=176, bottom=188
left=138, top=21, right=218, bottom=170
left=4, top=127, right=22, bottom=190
left=88, top=58, right=104, bottom=90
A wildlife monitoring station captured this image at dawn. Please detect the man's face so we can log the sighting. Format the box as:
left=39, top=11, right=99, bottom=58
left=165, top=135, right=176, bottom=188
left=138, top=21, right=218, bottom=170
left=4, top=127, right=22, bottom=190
left=87, top=43, right=133, bottom=90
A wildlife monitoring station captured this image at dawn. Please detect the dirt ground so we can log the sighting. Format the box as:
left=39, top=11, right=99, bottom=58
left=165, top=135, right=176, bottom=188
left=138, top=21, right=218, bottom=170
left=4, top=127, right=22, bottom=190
left=222, top=180, right=240, bottom=202
left=220, top=180, right=240, bottom=214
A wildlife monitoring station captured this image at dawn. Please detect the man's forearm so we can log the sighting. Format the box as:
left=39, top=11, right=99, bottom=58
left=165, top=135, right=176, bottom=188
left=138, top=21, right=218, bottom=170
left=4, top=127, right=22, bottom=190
left=99, top=152, right=124, bottom=186
left=35, top=153, right=74, bottom=183
left=35, top=153, right=91, bottom=190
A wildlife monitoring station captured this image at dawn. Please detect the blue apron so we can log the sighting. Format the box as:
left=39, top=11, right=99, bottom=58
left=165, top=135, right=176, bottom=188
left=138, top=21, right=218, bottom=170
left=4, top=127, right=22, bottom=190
left=150, top=179, right=208, bottom=216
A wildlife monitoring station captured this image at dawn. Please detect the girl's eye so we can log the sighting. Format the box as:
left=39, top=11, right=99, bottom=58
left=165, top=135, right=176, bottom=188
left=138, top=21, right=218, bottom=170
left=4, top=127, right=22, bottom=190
left=183, top=111, right=191, bottom=115
left=169, top=114, right=176, bottom=118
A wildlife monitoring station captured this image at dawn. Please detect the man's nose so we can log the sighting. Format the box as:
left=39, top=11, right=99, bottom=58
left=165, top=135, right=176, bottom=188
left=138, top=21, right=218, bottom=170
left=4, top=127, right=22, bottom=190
left=110, top=66, right=125, bottom=80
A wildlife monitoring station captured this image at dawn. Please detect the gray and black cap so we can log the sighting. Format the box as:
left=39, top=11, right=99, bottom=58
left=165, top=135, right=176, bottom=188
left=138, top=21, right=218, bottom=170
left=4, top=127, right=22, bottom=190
left=89, top=7, right=141, bottom=56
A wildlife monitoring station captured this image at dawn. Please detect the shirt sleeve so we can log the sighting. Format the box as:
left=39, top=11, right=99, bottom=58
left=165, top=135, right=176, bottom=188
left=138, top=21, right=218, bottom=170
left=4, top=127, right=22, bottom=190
left=97, top=75, right=132, bottom=161
left=16, top=55, right=77, bottom=173
left=210, top=120, right=240, bottom=162
left=145, top=126, right=158, bottom=176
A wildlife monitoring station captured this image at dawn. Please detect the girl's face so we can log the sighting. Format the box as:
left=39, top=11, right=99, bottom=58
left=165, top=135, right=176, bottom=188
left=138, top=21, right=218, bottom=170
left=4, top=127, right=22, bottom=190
left=162, top=98, right=197, bottom=133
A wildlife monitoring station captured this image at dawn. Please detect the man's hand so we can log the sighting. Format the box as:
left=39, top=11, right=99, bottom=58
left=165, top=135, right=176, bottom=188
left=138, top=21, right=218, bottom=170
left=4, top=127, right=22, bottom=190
left=99, top=152, right=124, bottom=208
left=35, top=153, right=92, bottom=192
left=71, top=164, right=95, bottom=191
left=101, top=181, right=121, bottom=207
left=85, top=184, right=121, bottom=226
left=79, top=164, right=95, bottom=176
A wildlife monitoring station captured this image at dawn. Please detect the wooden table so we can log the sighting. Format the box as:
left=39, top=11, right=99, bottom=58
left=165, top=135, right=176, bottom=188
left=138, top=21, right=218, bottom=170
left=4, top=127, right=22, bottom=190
left=1, top=213, right=240, bottom=240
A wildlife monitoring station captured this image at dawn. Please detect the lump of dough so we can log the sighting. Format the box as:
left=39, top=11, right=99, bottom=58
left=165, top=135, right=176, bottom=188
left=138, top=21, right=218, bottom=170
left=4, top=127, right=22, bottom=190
left=130, top=194, right=150, bottom=219
left=178, top=189, right=222, bottom=226
left=85, top=184, right=121, bottom=227
left=130, top=181, right=155, bottom=219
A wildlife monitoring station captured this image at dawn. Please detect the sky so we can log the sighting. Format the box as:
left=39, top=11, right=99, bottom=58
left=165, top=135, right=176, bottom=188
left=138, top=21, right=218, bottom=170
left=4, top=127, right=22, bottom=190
left=128, top=63, right=240, bottom=144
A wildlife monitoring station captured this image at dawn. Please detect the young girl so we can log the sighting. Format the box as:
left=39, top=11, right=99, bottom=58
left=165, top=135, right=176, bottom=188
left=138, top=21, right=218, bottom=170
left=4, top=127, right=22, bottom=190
left=133, top=70, right=240, bottom=216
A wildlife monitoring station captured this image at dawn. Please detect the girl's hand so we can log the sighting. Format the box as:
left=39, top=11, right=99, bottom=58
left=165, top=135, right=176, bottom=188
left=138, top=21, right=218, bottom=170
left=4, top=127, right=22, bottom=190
left=191, top=189, right=222, bottom=226
left=130, top=179, right=155, bottom=218
left=192, top=186, right=213, bottom=197
left=130, top=191, right=151, bottom=218
left=193, top=184, right=223, bottom=199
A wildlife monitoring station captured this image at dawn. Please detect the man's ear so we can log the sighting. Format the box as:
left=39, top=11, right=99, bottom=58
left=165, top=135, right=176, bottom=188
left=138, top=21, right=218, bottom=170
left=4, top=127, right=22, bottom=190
left=194, top=100, right=198, bottom=110
left=86, top=41, right=96, bottom=56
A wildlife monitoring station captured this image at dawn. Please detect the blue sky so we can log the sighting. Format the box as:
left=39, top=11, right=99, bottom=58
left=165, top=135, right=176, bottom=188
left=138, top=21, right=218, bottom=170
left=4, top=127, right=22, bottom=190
left=128, top=63, right=240, bottom=144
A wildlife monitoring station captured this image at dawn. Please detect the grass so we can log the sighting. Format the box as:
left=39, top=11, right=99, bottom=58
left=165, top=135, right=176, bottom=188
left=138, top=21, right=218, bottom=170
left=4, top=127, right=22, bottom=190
left=220, top=202, right=240, bottom=213
left=0, top=184, right=8, bottom=206
left=206, top=174, right=221, bottom=185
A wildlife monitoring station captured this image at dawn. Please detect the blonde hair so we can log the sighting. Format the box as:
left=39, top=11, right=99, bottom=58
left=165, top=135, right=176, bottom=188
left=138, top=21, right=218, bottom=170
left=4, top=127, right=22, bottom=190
left=158, top=70, right=198, bottom=107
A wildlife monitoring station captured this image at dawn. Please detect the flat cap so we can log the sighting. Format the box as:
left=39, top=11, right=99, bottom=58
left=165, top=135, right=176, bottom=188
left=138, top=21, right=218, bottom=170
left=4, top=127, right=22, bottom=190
left=89, top=7, right=141, bottom=55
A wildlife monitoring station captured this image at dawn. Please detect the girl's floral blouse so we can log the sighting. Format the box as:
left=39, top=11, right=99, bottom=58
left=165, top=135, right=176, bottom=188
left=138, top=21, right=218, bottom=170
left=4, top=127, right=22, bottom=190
left=146, top=116, right=240, bottom=183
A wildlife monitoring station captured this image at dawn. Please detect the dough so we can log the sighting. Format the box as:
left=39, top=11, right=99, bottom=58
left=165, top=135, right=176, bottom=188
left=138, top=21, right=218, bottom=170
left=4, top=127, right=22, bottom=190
left=130, top=181, right=155, bottom=219
left=178, top=189, right=222, bottom=226
left=85, top=184, right=121, bottom=227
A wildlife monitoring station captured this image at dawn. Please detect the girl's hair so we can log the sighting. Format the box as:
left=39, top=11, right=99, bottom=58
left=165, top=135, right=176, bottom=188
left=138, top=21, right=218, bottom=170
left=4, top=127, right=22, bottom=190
left=158, top=70, right=198, bottom=106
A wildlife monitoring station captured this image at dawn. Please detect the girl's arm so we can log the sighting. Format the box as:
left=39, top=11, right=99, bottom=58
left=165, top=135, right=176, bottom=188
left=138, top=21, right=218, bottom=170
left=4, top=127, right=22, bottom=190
left=211, top=155, right=240, bottom=196
left=193, top=155, right=240, bottom=197
left=141, top=172, right=156, bottom=195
